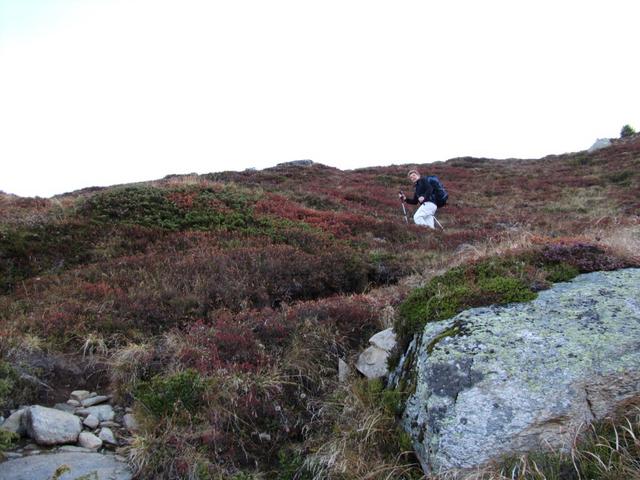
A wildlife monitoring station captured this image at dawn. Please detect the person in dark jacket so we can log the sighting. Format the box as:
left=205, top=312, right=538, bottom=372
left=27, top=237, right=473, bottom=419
left=399, top=169, right=437, bottom=229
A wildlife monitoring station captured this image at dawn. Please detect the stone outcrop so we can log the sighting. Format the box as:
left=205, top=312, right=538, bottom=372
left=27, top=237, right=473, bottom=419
left=397, top=268, right=640, bottom=475
left=587, top=138, right=612, bottom=152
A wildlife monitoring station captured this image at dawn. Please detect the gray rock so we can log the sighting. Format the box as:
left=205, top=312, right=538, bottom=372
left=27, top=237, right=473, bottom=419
left=76, top=405, right=115, bottom=422
left=55, top=402, right=76, bottom=413
left=356, top=328, right=396, bottom=379
left=22, top=406, right=82, bottom=446
left=356, top=346, right=391, bottom=379
left=0, top=409, right=26, bottom=436
left=66, top=399, right=81, bottom=407
left=399, top=269, right=640, bottom=475
left=276, top=159, right=314, bottom=167
left=98, top=427, right=117, bottom=445
left=100, top=421, right=120, bottom=428
left=369, top=328, right=396, bottom=351
left=338, top=359, right=350, bottom=383
left=83, top=414, right=100, bottom=429
left=78, top=431, right=103, bottom=450
left=70, top=390, right=91, bottom=402
left=356, top=328, right=397, bottom=379
left=2, top=452, right=22, bottom=459
left=588, top=138, right=612, bottom=152
left=57, top=445, right=93, bottom=453
left=0, top=452, right=132, bottom=479
left=81, top=395, right=110, bottom=407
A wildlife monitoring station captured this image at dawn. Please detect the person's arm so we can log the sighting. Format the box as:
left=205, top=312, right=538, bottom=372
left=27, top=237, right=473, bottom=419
left=404, top=190, right=418, bottom=205
left=415, top=178, right=433, bottom=204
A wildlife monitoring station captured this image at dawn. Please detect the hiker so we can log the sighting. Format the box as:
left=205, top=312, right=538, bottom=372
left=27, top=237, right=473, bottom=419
left=399, top=169, right=437, bottom=229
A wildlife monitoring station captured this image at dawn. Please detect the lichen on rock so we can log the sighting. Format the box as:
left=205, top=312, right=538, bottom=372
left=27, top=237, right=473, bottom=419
left=400, top=268, right=640, bottom=475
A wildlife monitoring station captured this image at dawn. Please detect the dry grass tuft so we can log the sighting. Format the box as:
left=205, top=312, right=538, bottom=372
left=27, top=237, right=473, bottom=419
left=441, top=408, right=640, bottom=480
left=304, top=377, right=422, bottom=480
left=108, top=342, right=155, bottom=401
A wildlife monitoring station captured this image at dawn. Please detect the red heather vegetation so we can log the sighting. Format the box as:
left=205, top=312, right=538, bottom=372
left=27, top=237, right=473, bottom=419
left=0, top=137, right=639, bottom=478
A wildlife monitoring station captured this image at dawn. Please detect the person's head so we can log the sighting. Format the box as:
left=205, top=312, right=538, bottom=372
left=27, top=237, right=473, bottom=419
left=407, top=169, right=420, bottom=182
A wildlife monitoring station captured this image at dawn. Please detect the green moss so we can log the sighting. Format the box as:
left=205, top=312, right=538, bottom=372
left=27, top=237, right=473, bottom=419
left=477, top=276, right=537, bottom=303
left=395, top=256, right=541, bottom=345
left=426, top=322, right=463, bottom=354
left=544, top=262, right=580, bottom=283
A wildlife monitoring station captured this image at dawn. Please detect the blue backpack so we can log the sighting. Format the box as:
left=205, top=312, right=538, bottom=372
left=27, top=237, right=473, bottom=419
left=427, top=176, right=448, bottom=207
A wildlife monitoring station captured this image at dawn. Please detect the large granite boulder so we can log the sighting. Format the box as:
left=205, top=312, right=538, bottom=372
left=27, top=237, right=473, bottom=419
left=398, top=268, right=640, bottom=475
left=22, top=406, right=82, bottom=446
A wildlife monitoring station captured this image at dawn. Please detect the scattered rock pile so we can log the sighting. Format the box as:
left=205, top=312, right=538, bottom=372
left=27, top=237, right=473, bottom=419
left=0, top=390, right=135, bottom=479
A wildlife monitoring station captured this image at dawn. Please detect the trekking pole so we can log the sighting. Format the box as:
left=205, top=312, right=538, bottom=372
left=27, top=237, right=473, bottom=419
left=434, top=216, right=444, bottom=231
left=399, top=191, right=409, bottom=224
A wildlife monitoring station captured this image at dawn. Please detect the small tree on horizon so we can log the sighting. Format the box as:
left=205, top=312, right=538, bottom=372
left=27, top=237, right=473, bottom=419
left=620, top=124, right=636, bottom=138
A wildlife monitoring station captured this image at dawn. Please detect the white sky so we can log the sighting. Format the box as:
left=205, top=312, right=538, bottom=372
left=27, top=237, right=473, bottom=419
left=1, top=0, right=639, bottom=197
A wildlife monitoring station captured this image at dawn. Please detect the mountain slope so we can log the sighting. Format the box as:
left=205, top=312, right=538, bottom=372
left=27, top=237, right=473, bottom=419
left=0, top=137, right=639, bottom=478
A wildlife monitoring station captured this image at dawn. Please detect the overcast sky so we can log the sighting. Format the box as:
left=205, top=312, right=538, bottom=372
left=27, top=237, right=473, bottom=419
left=1, top=0, right=639, bottom=197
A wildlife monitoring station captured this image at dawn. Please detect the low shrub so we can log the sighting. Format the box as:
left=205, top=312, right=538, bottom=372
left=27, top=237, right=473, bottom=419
left=0, top=429, right=18, bottom=454
left=0, top=222, right=99, bottom=293
left=0, top=361, right=18, bottom=410
left=135, top=369, right=207, bottom=419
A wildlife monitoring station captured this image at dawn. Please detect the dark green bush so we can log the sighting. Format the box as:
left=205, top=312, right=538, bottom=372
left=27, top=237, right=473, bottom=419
left=0, top=222, right=98, bottom=293
left=0, top=429, right=18, bottom=453
left=0, top=361, right=18, bottom=409
left=79, top=186, right=183, bottom=229
left=135, top=369, right=207, bottom=418
left=620, top=124, right=636, bottom=138
left=395, top=258, right=539, bottom=343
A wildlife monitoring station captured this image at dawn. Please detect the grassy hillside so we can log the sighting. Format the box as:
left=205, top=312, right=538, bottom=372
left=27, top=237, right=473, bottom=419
left=1, top=137, right=639, bottom=479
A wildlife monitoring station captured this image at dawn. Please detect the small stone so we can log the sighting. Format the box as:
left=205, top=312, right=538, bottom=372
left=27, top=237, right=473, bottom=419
left=66, top=399, right=81, bottom=407
left=70, top=390, right=91, bottom=402
left=99, top=427, right=117, bottom=446
left=0, top=409, right=26, bottom=436
left=57, top=445, right=93, bottom=453
left=123, top=414, right=138, bottom=432
left=76, top=405, right=114, bottom=422
left=369, top=328, right=397, bottom=352
left=78, top=432, right=103, bottom=450
left=100, top=421, right=120, bottom=428
left=356, top=346, right=391, bottom=379
left=54, top=403, right=76, bottom=414
left=338, top=358, right=350, bottom=383
left=81, top=395, right=110, bottom=407
left=3, top=452, right=22, bottom=459
left=83, top=415, right=100, bottom=429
